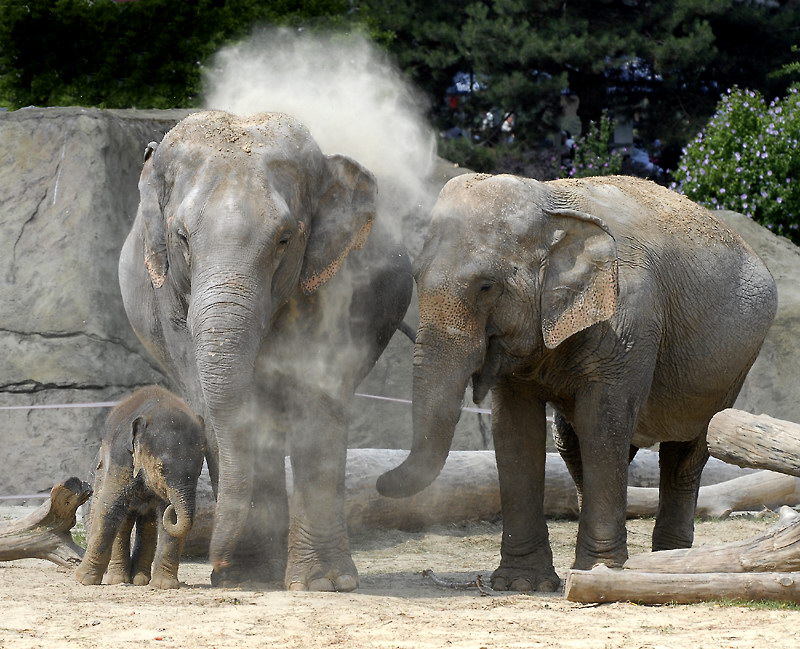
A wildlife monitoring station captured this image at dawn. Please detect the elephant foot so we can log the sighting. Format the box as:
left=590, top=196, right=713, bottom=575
left=573, top=542, right=627, bottom=571
left=490, top=564, right=561, bottom=592
left=285, top=550, right=359, bottom=592
left=105, top=572, right=132, bottom=586
left=149, top=571, right=180, bottom=590
left=132, top=572, right=151, bottom=586
left=652, top=522, right=693, bottom=552
left=74, top=563, right=104, bottom=586
left=210, top=557, right=284, bottom=588
left=210, top=563, right=243, bottom=588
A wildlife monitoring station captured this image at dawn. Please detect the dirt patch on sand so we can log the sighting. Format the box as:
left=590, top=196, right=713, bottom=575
left=1, top=515, right=798, bottom=649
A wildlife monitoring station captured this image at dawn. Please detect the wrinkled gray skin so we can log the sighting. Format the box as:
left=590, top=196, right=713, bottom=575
left=118, top=111, right=412, bottom=591
left=75, top=386, right=206, bottom=589
left=378, top=174, right=777, bottom=591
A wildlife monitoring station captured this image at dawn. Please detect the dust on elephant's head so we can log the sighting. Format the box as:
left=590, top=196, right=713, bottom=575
left=136, top=110, right=377, bottom=312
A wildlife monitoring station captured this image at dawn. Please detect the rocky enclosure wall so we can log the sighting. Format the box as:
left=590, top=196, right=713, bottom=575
left=1, top=107, right=798, bottom=496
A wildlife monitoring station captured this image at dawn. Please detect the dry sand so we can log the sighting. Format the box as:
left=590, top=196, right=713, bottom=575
left=1, top=514, right=798, bottom=649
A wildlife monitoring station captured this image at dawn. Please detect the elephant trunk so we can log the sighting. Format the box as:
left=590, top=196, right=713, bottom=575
left=376, top=324, right=482, bottom=498
left=190, top=273, right=269, bottom=568
left=163, top=485, right=196, bottom=538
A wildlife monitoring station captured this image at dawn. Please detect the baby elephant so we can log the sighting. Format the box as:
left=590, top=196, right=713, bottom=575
left=75, top=386, right=206, bottom=589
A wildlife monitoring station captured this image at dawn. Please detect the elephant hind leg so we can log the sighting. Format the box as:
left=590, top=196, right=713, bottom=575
left=652, top=437, right=709, bottom=551
left=131, top=510, right=159, bottom=585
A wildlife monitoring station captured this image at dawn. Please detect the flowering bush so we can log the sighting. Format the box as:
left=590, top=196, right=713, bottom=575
left=561, top=111, right=624, bottom=178
left=674, top=85, right=800, bottom=244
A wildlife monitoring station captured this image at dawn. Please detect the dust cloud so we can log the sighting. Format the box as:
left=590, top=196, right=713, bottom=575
left=201, top=28, right=428, bottom=453
left=202, top=28, right=438, bottom=223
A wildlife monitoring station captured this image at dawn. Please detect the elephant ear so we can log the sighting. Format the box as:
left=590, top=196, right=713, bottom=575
left=139, top=141, right=168, bottom=289
left=300, top=154, right=376, bottom=294
left=540, top=208, right=619, bottom=349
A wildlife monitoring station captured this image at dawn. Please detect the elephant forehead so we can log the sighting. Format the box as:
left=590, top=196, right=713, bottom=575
left=164, top=111, right=316, bottom=159
left=434, top=178, right=542, bottom=242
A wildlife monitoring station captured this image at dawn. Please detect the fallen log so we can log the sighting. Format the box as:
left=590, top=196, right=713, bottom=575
left=623, top=508, right=800, bottom=573
left=565, top=564, right=800, bottom=604
left=627, top=470, right=800, bottom=520
left=180, top=449, right=795, bottom=556
left=708, top=409, right=800, bottom=476
left=0, top=477, right=91, bottom=567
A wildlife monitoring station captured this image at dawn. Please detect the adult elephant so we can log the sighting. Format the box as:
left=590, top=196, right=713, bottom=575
left=119, top=111, right=412, bottom=591
left=377, top=173, right=776, bottom=591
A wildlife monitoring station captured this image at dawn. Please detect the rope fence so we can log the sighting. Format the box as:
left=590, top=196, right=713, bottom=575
left=0, top=394, right=492, bottom=414
left=0, top=392, right=556, bottom=501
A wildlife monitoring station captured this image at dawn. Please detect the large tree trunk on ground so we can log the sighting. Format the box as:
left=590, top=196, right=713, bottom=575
left=622, top=508, right=800, bottom=573
left=567, top=508, right=800, bottom=604
left=0, top=478, right=91, bottom=567
left=180, top=449, right=794, bottom=556
left=627, top=470, right=800, bottom=520
left=708, top=409, right=800, bottom=476
left=565, top=565, right=800, bottom=604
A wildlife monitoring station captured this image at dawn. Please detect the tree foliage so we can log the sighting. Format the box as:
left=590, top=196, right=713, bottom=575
left=363, top=0, right=800, bottom=165
left=561, top=110, right=624, bottom=178
left=0, top=0, right=357, bottom=109
left=2, top=0, right=799, bottom=184
left=675, top=85, right=800, bottom=244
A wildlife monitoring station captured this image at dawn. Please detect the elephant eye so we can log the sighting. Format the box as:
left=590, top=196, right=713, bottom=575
left=479, top=281, right=494, bottom=293
left=175, top=229, right=190, bottom=267
left=277, top=231, right=292, bottom=248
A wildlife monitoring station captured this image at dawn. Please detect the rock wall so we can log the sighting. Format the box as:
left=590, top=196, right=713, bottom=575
left=0, top=108, right=798, bottom=497
left=717, top=211, right=800, bottom=424
left=0, top=108, right=187, bottom=495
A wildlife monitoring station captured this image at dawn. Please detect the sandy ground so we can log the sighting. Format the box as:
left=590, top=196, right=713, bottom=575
left=1, top=513, right=798, bottom=649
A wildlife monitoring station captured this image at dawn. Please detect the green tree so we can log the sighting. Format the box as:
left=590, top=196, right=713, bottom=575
left=0, top=0, right=357, bottom=109
left=561, top=110, right=624, bottom=178
left=675, top=85, right=800, bottom=244
left=363, top=0, right=800, bottom=166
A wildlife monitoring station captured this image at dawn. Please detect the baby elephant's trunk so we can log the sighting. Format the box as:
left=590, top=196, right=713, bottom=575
left=163, top=487, right=196, bottom=538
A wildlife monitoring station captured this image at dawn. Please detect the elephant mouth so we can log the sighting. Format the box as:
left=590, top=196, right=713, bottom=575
left=471, top=336, right=504, bottom=403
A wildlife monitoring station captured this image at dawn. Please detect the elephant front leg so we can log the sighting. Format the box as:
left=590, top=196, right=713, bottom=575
left=209, top=430, right=288, bottom=587
left=105, top=512, right=135, bottom=584
left=75, top=477, right=132, bottom=585
left=571, top=385, right=642, bottom=570
left=490, top=383, right=560, bottom=592
left=150, top=515, right=185, bottom=590
left=285, top=397, right=357, bottom=592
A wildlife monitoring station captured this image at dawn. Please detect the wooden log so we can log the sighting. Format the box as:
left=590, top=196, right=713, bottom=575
left=628, top=450, right=757, bottom=488
left=0, top=477, right=91, bottom=567
left=565, top=564, right=800, bottom=604
left=709, top=409, right=800, bottom=477
left=180, top=449, right=800, bottom=556
left=623, top=508, right=800, bottom=573
left=627, top=470, right=800, bottom=520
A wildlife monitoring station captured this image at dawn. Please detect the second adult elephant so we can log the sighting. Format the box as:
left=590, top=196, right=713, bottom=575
left=378, top=174, right=776, bottom=591
left=119, top=111, right=412, bottom=590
